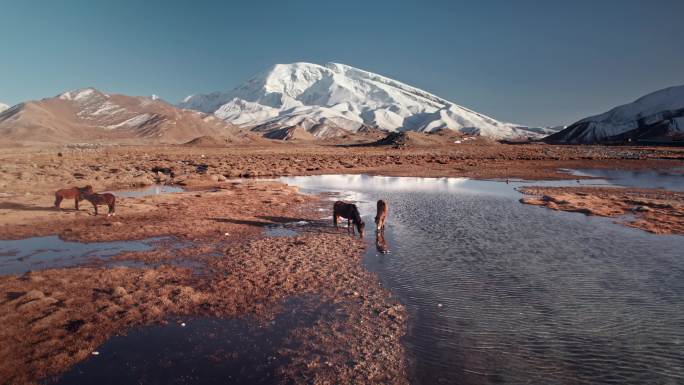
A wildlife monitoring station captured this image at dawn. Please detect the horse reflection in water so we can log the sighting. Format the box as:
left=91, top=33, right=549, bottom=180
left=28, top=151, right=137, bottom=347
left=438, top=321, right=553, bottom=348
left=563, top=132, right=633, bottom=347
left=375, top=231, right=390, bottom=254
left=375, top=199, right=390, bottom=254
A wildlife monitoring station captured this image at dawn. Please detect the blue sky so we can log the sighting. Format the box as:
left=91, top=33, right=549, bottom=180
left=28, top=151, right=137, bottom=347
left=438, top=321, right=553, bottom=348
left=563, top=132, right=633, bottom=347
left=1, top=0, right=682, bottom=127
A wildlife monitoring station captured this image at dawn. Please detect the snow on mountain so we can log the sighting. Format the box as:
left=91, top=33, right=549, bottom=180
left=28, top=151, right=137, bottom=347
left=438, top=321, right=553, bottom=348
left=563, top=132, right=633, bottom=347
left=0, top=103, right=10, bottom=113
left=546, top=85, right=684, bottom=144
left=179, top=62, right=543, bottom=139
left=180, top=92, right=232, bottom=113
left=0, top=87, right=242, bottom=144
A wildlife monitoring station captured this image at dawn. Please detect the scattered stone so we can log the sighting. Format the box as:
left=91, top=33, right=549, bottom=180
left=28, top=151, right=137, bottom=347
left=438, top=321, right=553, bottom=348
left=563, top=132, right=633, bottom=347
left=112, top=286, right=127, bottom=297
left=634, top=205, right=654, bottom=212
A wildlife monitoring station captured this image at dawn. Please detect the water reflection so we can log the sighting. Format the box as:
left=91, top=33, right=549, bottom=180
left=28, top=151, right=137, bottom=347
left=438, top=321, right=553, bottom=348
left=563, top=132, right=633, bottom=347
left=51, top=296, right=334, bottom=385
left=375, top=231, right=390, bottom=254
left=565, top=168, right=684, bottom=191
left=0, top=236, right=166, bottom=275
left=263, top=226, right=299, bottom=238
left=281, top=174, right=607, bottom=202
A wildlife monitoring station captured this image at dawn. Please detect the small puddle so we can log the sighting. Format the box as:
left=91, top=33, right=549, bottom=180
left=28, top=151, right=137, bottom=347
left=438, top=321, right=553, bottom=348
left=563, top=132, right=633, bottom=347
left=49, top=296, right=336, bottom=385
left=263, top=226, right=299, bottom=238
left=110, top=185, right=185, bottom=198
left=0, top=236, right=167, bottom=275
left=262, top=221, right=309, bottom=238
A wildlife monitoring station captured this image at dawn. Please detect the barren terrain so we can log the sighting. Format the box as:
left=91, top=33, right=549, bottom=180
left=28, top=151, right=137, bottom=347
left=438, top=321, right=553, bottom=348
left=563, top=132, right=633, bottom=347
left=0, top=142, right=682, bottom=384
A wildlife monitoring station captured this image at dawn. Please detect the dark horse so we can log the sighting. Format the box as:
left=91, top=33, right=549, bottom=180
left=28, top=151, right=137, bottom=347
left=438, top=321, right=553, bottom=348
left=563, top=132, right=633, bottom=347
left=82, top=192, right=116, bottom=216
left=54, top=185, right=94, bottom=211
left=333, top=201, right=365, bottom=238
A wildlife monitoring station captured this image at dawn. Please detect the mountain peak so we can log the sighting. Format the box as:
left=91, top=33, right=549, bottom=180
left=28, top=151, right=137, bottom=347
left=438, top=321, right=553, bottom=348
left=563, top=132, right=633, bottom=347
left=0, top=102, right=9, bottom=113
left=546, top=84, right=684, bottom=144
left=179, top=62, right=543, bottom=139
left=57, top=87, right=105, bottom=102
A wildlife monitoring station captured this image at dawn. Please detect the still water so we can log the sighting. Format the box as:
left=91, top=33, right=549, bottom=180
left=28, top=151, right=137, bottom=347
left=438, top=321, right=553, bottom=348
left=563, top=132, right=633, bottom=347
left=562, top=168, right=684, bottom=191
left=51, top=297, right=334, bottom=385
left=281, top=174, right=684, bottom=385
left=109, top=184, right=185, bottom=198
left=0, top=236, right=164, bottom=275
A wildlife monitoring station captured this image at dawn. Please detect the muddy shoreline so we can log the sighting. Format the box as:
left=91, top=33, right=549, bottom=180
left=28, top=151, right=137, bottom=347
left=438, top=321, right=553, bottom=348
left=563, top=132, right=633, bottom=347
left=1, top=143, right=682, bottom=384
left=1, top=144, right=682, bottom=196
left=0, top=181, right=407, bottom=384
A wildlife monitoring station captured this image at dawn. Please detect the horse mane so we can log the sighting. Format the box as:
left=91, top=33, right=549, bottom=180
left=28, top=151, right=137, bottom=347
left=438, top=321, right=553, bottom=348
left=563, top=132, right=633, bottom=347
left=350, top=206, right=364, bottom=225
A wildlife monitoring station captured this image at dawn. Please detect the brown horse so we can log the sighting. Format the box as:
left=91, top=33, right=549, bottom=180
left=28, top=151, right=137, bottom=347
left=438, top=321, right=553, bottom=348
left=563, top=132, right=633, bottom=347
left=54, top=185, right=94, bottom=211
left=82, top=192, right=116, bottom=216
left=375, top=199, right=388, bottom=231
left=333, top=201, right=365, bottom=238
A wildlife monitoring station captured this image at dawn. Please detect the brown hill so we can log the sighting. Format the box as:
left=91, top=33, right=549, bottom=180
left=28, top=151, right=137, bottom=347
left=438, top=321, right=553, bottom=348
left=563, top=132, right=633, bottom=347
left=0, top=88, right=242, bottom=145
left=366, top=130, right=495, bottom=147
left=369, top=131, right=447, bottom=147
left=183, top=132, right=266, bottom=147
left=262, top=125, right=316, bottom=141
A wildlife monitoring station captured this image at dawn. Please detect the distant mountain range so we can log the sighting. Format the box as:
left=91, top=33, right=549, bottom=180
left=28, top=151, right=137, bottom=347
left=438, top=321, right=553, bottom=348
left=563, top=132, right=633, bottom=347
left=179, top=62, right=553, bottom=140
left=1, top=63, right=681, bottom=145
left=0, top=88, right=244, bottom=145
left=546, top=85, right=684, bottom=144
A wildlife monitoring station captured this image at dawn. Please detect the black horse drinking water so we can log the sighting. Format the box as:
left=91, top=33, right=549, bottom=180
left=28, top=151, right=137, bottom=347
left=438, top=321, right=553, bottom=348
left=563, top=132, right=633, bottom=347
left=333, top=201, right=365, bottom=238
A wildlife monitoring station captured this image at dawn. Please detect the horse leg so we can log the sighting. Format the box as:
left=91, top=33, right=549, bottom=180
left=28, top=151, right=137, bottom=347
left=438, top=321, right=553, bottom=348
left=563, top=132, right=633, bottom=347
left=333, top=213, right=338, bottom=229
left=75, top=197, right=79, bottom=211
left=55, top=195, right=62, bottom=210
left=92, top=202, right=98, bottom=216
left=108, top=201, right=115, bottom=217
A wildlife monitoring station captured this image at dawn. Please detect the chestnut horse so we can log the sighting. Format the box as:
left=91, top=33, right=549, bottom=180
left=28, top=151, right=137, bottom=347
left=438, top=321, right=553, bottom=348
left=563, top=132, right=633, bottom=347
left=375, top=199, right=388, bottom=231
left=55, top=185, right=94, bottom=210
left=82, top=192, right=116, bottom=216
left=333, top=201, right=365, bottom=238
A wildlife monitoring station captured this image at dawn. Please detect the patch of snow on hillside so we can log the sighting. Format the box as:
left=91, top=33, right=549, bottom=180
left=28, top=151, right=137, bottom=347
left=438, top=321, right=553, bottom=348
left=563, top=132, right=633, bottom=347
left=106, top=113, right=152, bottom=129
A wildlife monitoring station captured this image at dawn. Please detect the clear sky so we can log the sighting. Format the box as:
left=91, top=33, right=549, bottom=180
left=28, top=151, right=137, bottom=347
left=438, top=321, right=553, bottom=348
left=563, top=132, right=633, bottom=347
left=1, top=0, right=682, bottom=127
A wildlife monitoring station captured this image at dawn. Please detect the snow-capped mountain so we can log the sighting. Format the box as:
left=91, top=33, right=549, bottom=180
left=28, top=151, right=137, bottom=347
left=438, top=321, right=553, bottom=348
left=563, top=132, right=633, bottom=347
left=179, top=62, right=544, bottom=139
left=0, top=88, right=242, bottom=144
left=0, top=103, right=9, bottom=113
left=546, top=85, right=684, bottom=144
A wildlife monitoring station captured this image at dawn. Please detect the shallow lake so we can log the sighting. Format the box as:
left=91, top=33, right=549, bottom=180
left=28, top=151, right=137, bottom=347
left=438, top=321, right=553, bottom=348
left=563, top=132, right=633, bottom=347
left=562, top=168, right=684, bottom=191
left=281, top=174, right=684, bottom=385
